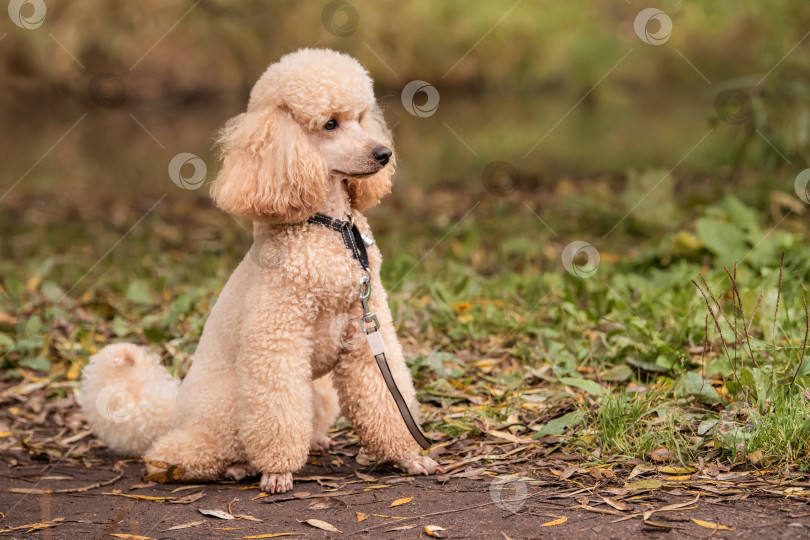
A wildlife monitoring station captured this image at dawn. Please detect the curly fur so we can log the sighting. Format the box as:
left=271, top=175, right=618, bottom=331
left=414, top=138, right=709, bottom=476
left=79, top=48, right=440, bottom=493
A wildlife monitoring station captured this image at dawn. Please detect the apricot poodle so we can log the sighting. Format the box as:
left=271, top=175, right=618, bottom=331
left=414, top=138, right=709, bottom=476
left=79, top=48, right=443, bottom=493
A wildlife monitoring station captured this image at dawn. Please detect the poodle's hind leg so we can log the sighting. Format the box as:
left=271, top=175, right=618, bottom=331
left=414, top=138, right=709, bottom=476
left=144, top=428, right=229, bottom=481
left=310, top=374, right=339, bottom=452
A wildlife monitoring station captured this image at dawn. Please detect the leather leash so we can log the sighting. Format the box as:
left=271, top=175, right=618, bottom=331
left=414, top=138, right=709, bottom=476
left=307, top=212, right=432, bottom=450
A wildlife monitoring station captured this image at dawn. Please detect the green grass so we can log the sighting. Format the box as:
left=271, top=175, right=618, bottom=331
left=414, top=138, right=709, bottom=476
left=2, top=169, right=810, bottom=473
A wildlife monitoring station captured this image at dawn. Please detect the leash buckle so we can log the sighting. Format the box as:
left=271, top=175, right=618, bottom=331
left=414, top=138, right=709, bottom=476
left=359, top=276, right=379, bottom=333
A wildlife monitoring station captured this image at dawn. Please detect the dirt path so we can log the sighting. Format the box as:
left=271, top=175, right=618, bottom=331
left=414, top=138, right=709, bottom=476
left=2, top=448, right=810, bottom=539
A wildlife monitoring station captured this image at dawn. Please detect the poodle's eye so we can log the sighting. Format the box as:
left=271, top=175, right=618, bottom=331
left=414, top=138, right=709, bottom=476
left=323, top=119, right=338, bottom=131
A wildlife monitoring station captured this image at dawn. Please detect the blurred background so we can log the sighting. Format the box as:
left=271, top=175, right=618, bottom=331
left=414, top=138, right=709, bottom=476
left=2, top=0, right=810, bottom=421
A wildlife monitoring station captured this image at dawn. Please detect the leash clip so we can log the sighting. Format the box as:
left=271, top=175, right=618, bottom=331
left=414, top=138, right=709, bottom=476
left=359, top=276, right=379, bottom=333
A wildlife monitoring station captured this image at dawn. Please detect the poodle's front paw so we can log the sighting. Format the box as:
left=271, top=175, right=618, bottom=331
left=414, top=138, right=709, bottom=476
left=260, top=471, right=293, bottom=494
left=399, top=456, right=445, bottom=476
left=310, top=435, right=334, bottom=453
left=225, top=463, right=257, bottom=482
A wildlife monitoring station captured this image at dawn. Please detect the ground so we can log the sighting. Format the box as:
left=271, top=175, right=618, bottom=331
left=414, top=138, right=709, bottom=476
left=3, top=389, right=810, bottom=540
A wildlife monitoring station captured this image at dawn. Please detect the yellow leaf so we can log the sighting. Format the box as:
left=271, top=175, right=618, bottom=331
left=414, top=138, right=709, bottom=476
left=0, top=432, right=10, bottom=438
left=425, top=525, right=445, bottom=537
left=171, top=485, right=204, bottom=493
left=659, top=466, right=697, bottom=475
left=102, top=492, right=173, bottom=502
left=693, top=519, right=730, bottom=530
left=242, top=534, right=294, bottom=539
left=110, top=535, right=155, bottom=540
left=542, top=516, right=567, bottom=526
left=66, top=362, right=81, bottom=380
left=390, top=497, right=413, bottom=507
left=356, top=512, right=368, bottom=522
left=300, top=519, right=341, bottom=533
left=363, top=484, right=391, bottom=491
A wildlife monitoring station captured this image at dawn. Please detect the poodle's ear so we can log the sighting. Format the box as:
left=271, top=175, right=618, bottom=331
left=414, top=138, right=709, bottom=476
left=346, top=103, right=395, bottom=211
left=211, top=107, right=328, bottom=223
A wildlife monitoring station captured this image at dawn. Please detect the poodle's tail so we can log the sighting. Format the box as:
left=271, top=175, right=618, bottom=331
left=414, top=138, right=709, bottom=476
left=78, top=343, right=180, bottom=456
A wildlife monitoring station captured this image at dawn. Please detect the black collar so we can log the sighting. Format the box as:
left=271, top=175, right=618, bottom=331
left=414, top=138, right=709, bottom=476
left=307, top=213, right=369, bottom=271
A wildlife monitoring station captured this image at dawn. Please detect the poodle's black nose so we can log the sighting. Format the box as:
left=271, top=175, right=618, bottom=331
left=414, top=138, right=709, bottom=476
left=371, top=146, right=392, bottom=166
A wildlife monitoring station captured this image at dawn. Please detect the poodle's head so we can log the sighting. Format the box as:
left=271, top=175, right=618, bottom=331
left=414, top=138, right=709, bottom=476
left=211, top=48, right=395, bottom=223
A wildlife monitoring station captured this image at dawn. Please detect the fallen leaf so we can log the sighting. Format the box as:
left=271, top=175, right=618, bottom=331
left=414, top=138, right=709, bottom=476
left=170, top=491, right=205, bottom=504
left=199, top=509, right=236, bottom=520
left=372, top=514, right=409, bottom=520
left=643, top=520, right=673, bottom=530
left=424, top=525, right=446, bottom=537
left=659, top=466, right=697, bottom=475
left=625, top=479, right=663, bottom=491
left=390, top=497, right=413, bottom=507
left=0, top=518, right=65, bottom=534
left=171, top=485, right=205, bottom=493
left=693, top=519, right=730, bottom=530
left=236, top=514, right=263, bottom=522
left=385, top=525, right=417, bottom=532
left=649, top=447, right=672, bottom=462
left=747, top=450, right=764, bottom=465
left=601, top=497, right=630, bottom=511
left=308, top=497, right=346, bottom=510
left=643, top=495, right=700, bottom=521
left=356, top=512, right=369, bottom=522
left=300, top=519, right=341, bottom=532
left=110, top=535, right=155, bottom=540
left=165, top=521, right=204, bottom=531
left=487, top=430, right=535, bottom=444
left=102, top=492, right=174, bottom=502
left=541, top=516, right=567, bottom=526
left=355, top=471, right=375, bottom=482
left=241, top=534, right=294, bottom=539
left=628, top=463, right=656, bottom=480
